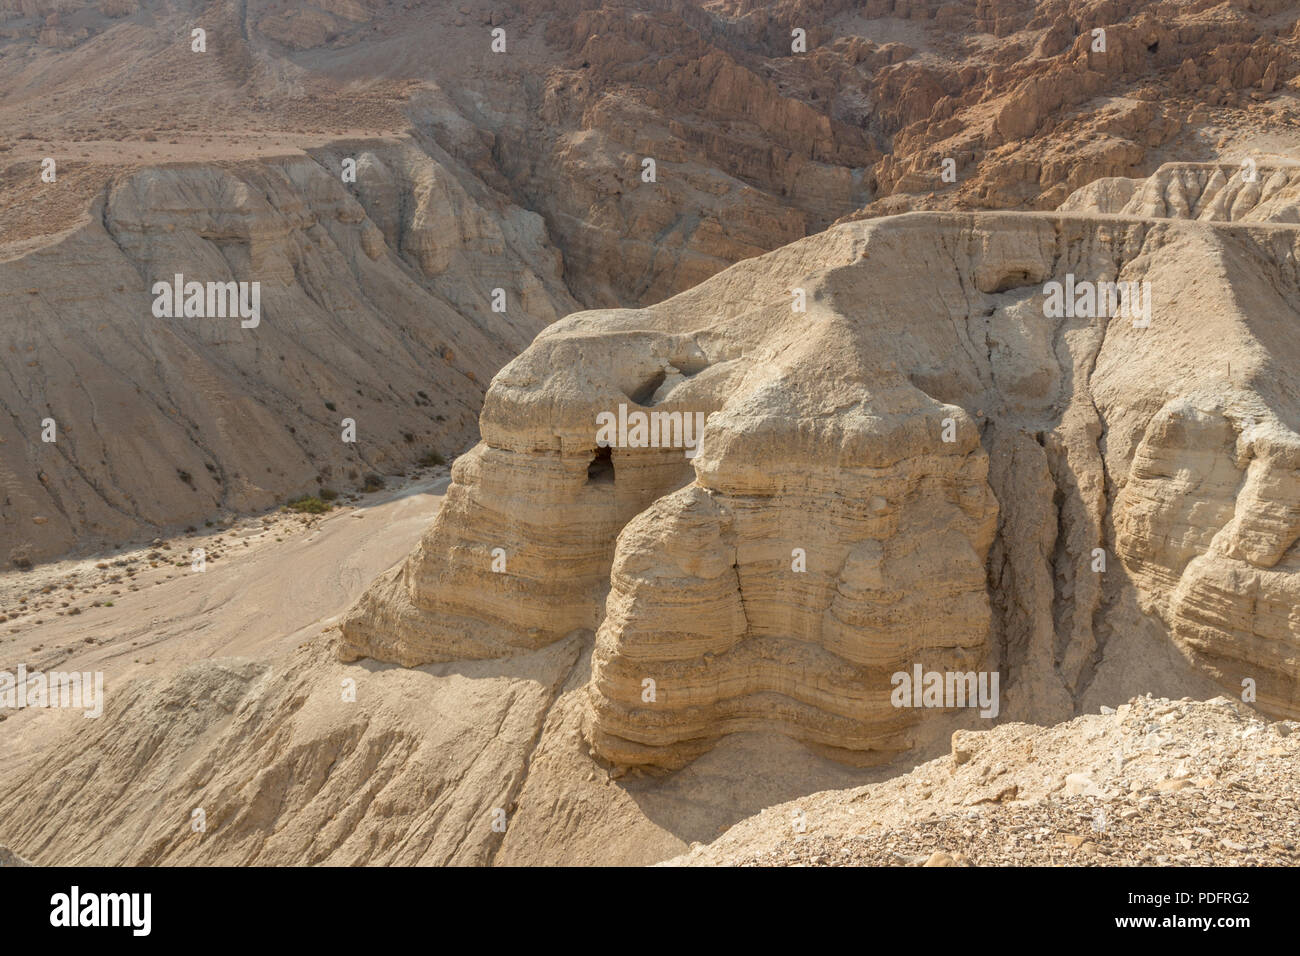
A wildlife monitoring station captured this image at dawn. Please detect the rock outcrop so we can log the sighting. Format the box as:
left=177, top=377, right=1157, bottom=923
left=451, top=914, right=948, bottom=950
left=5, top=0, right=1300, bottom=566
left=8, top=0, right=1299, bottom=306
left=1056, top=163, right=1300, bottom=721
left=1116, top=399, right=1300, bottom=719
left=4, top=0, right=1300, bottom=870
left=342, top=207, right=1300, bottom=768
left=1061, top=162, right=1300, bottom=224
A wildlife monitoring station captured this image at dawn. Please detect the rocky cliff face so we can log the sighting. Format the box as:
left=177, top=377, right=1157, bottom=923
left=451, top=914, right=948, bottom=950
left=8, top=0, right=1298, bottom=302
left=341, top=206, right=1300, bottom=769
left=1061, top=164, right=1300, bottom=720
left=2, top=0, right=1299, bottom=867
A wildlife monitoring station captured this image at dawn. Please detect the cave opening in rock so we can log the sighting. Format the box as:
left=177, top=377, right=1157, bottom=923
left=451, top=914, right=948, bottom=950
left=587, top=446, right=615, bottom=484
left=629, top=370, right=667, bottom=405
left=986, top=269, right=1037, bottom=293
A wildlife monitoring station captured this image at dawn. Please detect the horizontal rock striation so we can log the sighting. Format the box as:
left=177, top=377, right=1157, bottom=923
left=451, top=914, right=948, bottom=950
left=1116, top=397, right=1300, bottom=718
left=343, top=205, right=1300, bottom=765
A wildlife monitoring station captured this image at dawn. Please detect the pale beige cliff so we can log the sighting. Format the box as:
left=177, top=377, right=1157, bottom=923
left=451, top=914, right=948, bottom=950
left=0, top=483, right=879, bottom=867
left=5, top=0, right=1300, bottom=570
left=3, top=0, right=1300, bottom=868
left=341, top=207, right=1300, bottom=772
left=9, top=204, right=1291, bottom=867
left=1060, top=163, right=1300, bottom=720
left=5, top=190, right=1300, bottom=860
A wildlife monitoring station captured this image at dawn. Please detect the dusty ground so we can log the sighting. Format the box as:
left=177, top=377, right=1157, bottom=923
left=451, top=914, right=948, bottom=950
left=0, top=467, right=448, bottom=773
left=668, top=696, right=1300, bottom=866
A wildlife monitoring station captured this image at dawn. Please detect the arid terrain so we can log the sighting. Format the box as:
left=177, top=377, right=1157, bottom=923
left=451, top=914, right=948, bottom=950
left=1, top=0, right=1298, bottom=868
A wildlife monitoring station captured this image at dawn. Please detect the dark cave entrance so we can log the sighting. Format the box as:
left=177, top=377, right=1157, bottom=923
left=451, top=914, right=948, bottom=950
left=587, top=446, right=615, bottom=484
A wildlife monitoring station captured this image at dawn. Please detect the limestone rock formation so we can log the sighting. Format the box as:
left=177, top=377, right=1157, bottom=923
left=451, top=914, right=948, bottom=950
left=5, top=0, right=1300, bottom=873
left=342, top=205, right=1300, bottom=768
left=8, top=0, right=1298, bottom=311
left=1059, top=164, right=1300, bottom=720
left=5, top=0, right=1300, bottom=570
left=1061, top=162, right=1300, bottom=223
left=1114, top=399, right=1300, bottom=719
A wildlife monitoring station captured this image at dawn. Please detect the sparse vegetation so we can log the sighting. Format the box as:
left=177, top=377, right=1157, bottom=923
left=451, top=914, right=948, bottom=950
left=285, top=495, right=330, bottom=515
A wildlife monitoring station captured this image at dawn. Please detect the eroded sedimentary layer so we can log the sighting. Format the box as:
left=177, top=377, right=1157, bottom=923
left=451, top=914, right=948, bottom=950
left=1061, top=162, right=1300, bottom=222
left=0, top=139, right=575, bottom=566
left=342, top=202, right=1300, bottom=767
left=6, top=0, right=1299, bottom=570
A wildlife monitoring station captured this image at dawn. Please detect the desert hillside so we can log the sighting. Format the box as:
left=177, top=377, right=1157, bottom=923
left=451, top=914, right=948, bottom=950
left=4, top=0, right=1300, bottom=564
left=0, top=1, right=1298, bottom=871
left=4, top=194, right=1299, bottom=866
left=667, top=695, right=1300, bottom=867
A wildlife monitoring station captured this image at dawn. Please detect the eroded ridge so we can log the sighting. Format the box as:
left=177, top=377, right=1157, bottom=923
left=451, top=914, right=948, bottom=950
left=341, top=208, right=1300, bottom=768
left=0, top=141, right=574, bottom=566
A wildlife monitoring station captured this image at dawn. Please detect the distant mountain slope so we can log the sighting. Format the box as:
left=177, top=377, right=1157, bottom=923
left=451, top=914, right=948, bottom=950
left=0, top=140, right=575, bottom=565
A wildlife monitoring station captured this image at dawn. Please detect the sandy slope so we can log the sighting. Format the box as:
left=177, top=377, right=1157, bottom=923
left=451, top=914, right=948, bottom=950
left=0, top=472, right=447, bottom=774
